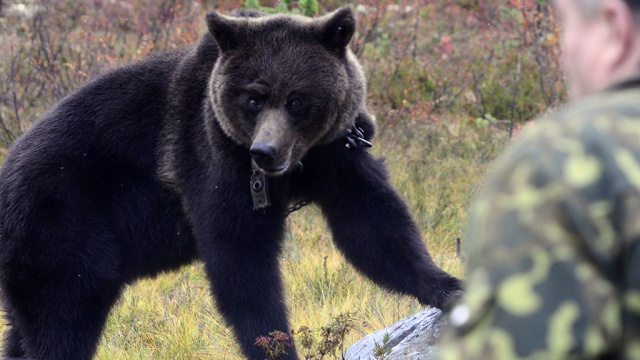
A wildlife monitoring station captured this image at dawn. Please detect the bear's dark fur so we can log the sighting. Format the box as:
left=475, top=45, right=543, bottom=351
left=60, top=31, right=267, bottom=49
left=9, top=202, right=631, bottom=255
left=0, top=8, right=461, bottom=360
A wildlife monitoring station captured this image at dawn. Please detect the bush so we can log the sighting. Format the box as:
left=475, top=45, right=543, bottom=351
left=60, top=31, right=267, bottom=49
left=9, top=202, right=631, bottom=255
left=0, top=0, right=562, bottom=149
left=0, top=0, right=203, bottom=147
left=355, top=0, right=563, bottom=137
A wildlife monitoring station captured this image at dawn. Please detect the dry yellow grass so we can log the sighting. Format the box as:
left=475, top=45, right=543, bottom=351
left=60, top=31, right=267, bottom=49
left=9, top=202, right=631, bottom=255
left=0, top=118, right=507, bottom=359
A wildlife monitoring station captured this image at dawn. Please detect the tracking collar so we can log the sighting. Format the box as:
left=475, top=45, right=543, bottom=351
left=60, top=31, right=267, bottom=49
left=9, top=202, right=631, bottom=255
left=250, top=124, right=372, bottom=212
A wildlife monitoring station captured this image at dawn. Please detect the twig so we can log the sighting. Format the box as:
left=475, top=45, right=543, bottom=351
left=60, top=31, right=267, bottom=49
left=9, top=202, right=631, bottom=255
left=509, top=54, right=521, bottom=138
left=12, top=91, right=22, bottom=133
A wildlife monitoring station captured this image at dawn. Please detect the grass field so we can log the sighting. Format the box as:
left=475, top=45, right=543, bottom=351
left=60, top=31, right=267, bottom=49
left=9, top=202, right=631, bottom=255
left=0, top=115, right=508, bottom=359
left=92, top=119, right=507, bottom=359
left=99, top=118, right=507, bottom=359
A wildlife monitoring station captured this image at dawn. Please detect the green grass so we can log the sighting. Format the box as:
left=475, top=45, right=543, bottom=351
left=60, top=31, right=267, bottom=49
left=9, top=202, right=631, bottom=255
left=0, top=117, right=508, bottom=359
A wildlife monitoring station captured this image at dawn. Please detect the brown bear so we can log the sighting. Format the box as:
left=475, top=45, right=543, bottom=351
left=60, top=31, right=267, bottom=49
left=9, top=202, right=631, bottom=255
left=0, top=7, right=461, bottom=360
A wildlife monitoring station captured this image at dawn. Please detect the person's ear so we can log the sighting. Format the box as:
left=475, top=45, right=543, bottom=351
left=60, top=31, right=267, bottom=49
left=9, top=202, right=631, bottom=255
left=600, top=0, right=635, bottom=69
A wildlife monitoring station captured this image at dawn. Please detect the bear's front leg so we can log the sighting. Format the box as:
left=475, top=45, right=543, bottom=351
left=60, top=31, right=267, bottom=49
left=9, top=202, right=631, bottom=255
left=307, top=146, right=462, bottom=310
left=205, top=240, right=296, bottom=359
left=185, top=180, right=297, bottom=360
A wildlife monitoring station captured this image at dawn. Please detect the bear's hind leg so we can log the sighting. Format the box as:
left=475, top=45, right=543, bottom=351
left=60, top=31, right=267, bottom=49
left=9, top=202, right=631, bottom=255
left=7, top=280, right=121, bottom=360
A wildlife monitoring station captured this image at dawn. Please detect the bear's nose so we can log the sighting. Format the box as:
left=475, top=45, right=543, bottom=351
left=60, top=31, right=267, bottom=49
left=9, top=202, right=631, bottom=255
left=250, top=142, right=277, bottom=168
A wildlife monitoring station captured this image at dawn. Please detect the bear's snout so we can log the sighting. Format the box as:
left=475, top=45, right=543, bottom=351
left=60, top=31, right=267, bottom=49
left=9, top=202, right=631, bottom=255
left=250, top=142, right=277, bottom=169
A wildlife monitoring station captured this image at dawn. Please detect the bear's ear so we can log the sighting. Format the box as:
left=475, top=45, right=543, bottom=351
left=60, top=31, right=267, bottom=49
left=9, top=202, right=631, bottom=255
left=206, top=11, right=242, bottom=53
left=316, top=7, right=356, bottom=54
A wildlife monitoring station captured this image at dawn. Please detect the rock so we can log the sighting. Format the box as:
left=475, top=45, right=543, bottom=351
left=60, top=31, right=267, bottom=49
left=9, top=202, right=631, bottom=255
left=344, top=307, right=446, bottom=360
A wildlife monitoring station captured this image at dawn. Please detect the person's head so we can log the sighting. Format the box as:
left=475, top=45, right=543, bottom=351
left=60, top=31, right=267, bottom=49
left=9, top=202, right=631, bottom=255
left=553, top=0, right=640, bottom=99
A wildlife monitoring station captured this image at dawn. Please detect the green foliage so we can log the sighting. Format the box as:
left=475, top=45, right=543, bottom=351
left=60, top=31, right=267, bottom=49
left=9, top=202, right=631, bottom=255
left=245, top=0, right=260, bottom=9
left=0, top=0, right=203, bottom=148
left=457, top=0, right=479, bottom=11
left=356, top=1, right=563, bottom=132
left=245, top=0, right=319, bottom=16
left=298, top=0, right=318, bottom=16
left=372, top=333, right=393, bottom=360
left=470, top=53, right=547, bottom=122
left=475, top=113, right=497, bottom=129
left=0, top=0, right=562, bottom=149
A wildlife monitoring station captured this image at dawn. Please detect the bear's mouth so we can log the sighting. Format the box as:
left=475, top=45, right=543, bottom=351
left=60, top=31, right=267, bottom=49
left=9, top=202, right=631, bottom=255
left=253, top=161, right=290, bottom=176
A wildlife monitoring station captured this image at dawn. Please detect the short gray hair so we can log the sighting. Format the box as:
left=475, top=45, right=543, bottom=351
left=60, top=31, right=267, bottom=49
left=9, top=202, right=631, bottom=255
left=626, top=0, right=640, bottom=10
left=577, top=0, right=608, bottom=16
left=570, top=0, right=640, bottom=16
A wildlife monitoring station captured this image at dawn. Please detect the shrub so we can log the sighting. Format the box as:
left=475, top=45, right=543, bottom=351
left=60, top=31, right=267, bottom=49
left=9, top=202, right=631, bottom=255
left=0, top=0, right=203, bottom=148
left=0, top=0, right=562, bottom=149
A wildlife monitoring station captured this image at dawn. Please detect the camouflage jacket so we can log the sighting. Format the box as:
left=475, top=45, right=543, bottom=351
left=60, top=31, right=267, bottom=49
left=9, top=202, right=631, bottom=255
left=437, top=77, right=640, bottom=359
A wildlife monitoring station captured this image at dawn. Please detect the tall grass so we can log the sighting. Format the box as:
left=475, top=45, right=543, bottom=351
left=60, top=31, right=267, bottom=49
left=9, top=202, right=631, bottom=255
left=0, top=117, right=507, bottom=359
left=92, top=117, right=506, bottom=359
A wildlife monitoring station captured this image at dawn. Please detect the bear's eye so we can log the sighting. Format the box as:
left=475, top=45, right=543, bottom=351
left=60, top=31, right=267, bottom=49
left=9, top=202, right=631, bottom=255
left=246, top=98, right=264, bottom=111
left=286, top=98, right=305, bottom=115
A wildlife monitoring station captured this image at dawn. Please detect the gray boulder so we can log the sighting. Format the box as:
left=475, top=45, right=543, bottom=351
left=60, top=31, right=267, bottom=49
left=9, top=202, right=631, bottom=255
left=344, top=307, right=446, bottom=360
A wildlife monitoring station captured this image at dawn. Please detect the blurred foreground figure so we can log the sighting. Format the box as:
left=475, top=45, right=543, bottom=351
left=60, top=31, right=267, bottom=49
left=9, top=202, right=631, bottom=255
left=438, top=0, right=640, bottom=358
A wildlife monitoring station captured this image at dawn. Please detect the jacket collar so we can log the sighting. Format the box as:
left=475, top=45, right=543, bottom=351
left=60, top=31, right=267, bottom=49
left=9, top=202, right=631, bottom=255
left=604, top=73, right=640, bottom=92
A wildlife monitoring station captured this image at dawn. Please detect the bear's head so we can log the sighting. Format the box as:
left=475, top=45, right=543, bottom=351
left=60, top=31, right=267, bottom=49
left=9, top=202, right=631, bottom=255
left=206, top=7, right=369, bottom=176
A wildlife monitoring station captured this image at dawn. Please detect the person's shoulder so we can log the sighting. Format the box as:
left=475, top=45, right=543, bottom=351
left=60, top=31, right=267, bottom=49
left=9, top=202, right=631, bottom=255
left=538, top=88, right=640, bottom=136
left=477, top=88, right=640, bottom=197
left=510, top=88, right=640, bottom=155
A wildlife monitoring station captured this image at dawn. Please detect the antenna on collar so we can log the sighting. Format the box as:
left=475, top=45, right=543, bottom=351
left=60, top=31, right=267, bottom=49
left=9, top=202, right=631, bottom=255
left=344, top=125, right=373, bottom=150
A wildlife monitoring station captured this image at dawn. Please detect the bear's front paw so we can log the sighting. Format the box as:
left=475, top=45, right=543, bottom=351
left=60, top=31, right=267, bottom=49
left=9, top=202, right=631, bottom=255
left=419, top=276, right=464, bottom=311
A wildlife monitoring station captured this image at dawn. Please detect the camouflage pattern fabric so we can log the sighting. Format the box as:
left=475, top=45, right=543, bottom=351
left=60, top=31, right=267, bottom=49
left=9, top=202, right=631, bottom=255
left=437, top=78, right=640, bottom=359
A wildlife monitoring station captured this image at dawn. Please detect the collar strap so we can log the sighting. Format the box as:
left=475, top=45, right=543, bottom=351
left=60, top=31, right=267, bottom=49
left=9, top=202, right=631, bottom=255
left=250, top=124, right=374, bottom=212
left=605, top=74, right=640, bottom=92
